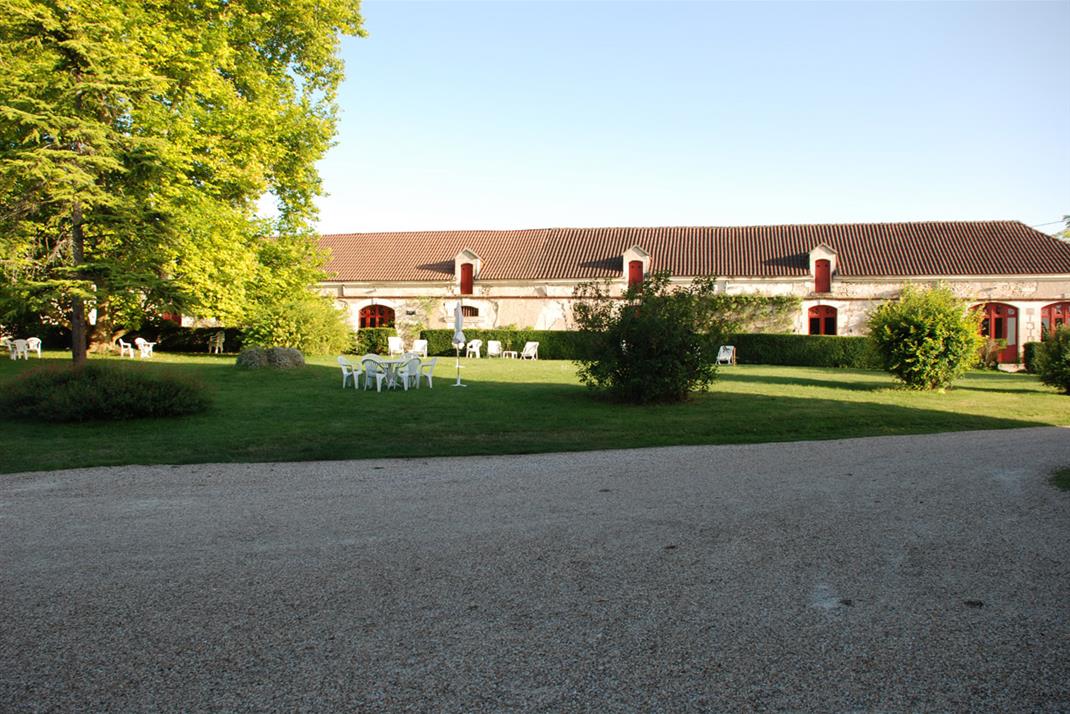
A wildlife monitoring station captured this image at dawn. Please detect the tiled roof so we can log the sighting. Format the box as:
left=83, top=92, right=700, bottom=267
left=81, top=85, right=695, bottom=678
left=320, top=221, right=1070, bottom=282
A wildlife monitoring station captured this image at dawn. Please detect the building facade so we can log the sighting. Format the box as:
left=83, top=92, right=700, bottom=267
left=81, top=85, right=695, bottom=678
left=318, top=221, right=1070, bottom=363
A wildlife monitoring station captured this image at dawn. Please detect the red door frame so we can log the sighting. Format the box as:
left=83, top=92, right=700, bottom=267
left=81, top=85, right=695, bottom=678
left=808, top=305, right=837, bottom=335
left=1041, top=302, right=1070, bottom=338
left=973, top=302, right=1018, bottom=363
left=359, top=304, right=395, bottom=328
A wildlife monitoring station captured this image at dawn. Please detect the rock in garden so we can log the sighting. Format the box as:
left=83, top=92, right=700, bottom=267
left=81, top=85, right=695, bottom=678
left=236, top=347, right=305, bottom=369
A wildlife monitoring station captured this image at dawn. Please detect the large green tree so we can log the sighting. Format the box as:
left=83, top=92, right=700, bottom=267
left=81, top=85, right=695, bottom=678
left=0, top=0, right=363, bottom=363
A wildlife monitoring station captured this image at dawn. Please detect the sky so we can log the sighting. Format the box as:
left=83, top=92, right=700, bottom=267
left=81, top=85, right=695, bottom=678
left=310, top=0, right=1070, bottom=234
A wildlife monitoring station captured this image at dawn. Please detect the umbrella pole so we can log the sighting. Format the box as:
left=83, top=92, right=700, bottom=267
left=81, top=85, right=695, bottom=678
left=453, top=345, right=466, bottom=387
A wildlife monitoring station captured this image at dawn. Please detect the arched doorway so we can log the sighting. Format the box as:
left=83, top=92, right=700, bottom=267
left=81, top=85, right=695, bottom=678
left=1041, top=302, right=1070, bottom=338
left=973, top=302, right=1017, bottom=363
left=808, top=305, right=837, bottom=335
left=359, top=304, right=395, bottom=328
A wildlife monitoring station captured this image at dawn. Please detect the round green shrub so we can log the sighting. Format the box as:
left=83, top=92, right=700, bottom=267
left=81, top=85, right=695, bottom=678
left=867, top=285, right=983, bottom=390
left=1035, top=327, right=1070, bottom=394
left=242, top=294, right=353, bottom=355
left=573, top=273, right=726, bottom=404
left=0, top=364, right=209, bottom=422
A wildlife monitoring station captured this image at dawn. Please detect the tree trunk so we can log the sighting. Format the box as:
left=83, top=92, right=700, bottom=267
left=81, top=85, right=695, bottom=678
left=70, top=202, right=88, bottom=366
left=88, top=300, right=122, bottom=353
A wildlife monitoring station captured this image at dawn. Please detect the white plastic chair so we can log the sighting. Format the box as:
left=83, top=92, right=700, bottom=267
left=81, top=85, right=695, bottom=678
left=465, top=339, right=482, bottom=358
left=486, top=340, right=502, bottom=358
left=337, top=356, right=360, bottom=388
left=118, top=339, right=135, bottom=358
left=387, top=336, right=404, bottom=356
left=134, top=337, right=155, bottom=358
left=25, top=337, right=42, bottom=357
left=419, top=357, right=437, bottom=389
left=520, top=341, right=539, bottom=360
left=397, top=356, right=422, bottom=391
left=209, top=332, right=225, bottom=354
left=11, top=339, right=29, bottom=360
left=361, top=355, right=387, bottom=392
left=411, top=339, right=428, bottom=358
left=716, top=345, right=736, bottom=366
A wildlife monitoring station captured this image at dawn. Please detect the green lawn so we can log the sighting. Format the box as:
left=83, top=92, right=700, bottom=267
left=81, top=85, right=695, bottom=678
left=1, top=352, right=1067, bottom=474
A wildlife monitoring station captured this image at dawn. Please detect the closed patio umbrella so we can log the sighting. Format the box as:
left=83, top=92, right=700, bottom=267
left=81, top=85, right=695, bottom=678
left=452, top=302, right=466, bottom=387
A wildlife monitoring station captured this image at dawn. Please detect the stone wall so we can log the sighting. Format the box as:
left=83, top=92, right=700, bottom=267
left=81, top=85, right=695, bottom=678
left=321, top=274, right=1070, bottom=361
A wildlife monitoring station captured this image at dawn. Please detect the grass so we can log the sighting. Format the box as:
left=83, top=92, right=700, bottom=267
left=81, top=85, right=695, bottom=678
left=1, top=352, right=1068, bottom=474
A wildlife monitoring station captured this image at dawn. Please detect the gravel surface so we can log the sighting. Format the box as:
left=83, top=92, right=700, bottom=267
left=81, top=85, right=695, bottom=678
left=2, top=427, right=1069, bottom=712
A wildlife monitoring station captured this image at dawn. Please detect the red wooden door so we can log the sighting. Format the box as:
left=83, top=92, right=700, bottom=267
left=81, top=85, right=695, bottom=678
left=975, top=303, right=1017, bottom=363
left=808, top=305, right=837, bottom=335
left=628, top=260, right=643, bottom=288
left=359, top=305, right=395, bottom=328
left=460, top=263, right=474, bottom=295
left=815, top=259, right=831, bottom=293
left=1042, top=302, right=1070, bottom=337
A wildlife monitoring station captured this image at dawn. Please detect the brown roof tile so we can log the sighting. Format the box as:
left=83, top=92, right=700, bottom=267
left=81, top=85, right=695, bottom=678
left=320, top=221, right=1070, bottom=282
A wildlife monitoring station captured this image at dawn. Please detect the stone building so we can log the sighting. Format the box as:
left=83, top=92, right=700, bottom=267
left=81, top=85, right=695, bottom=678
left=318, top=220, right=1070, bottom=363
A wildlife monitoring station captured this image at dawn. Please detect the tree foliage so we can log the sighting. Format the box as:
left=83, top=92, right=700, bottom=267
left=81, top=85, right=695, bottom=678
left=572, top=273, right=746, bottom=404
left=1034, top=326, right=1070, bottom=394
left=867, top=285, right=983, bottom=391
left=0, top=0, right=364, bottom=361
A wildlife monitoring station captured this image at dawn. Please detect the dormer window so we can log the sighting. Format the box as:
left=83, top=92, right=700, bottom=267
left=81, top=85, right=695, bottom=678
left=628, top=260, right=644, bottom=288
left=809, top=244, right=837, bottom=294
left=622, top=245, right=650, bottom=288
left=460, top=263, right=474, bottom=295
left=454, top=248, right=481, bottom=296
left=815, top=259, right=831, bottom=293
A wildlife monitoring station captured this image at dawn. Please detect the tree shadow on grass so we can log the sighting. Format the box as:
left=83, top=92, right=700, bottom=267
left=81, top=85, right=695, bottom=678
left=717, top=370, right=886, bottom=392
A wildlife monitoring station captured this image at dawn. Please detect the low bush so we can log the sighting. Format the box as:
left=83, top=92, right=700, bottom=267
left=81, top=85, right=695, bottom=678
left=419, top=328, right=597, bottom=359
left=0, top=364, right=209, bottom=422
left=1034, top=327, right=1070, bottom=394
left=868, top=285, right=982, bottom=390
left=235, top=347, right=305, bottom=369
left=353, top=327, right=398, bottom=355
left=728, top=333, right=880, bottom=368
left=977, top=338, right=1008, bottom=369
left=1023, top=342, right=1040, bottom=373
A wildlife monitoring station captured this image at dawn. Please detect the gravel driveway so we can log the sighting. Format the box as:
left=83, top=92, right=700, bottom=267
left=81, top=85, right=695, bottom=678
left=2, top=427, right=1069, bottom=712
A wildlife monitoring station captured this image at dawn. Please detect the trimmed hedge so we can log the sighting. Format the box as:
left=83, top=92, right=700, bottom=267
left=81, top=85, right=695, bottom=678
left=145, top=324, right=245, bottom=353
left=419, top=329, right=597, bottom=360
left=728, top=333, right=880, bottom=369
left=1023, top=342, right=1040, bottom=373
left=3, top=323, right=72, bottom=350
left=353, top=327, right=397, bottom=355
left=420, top=328, right=878, bottom=368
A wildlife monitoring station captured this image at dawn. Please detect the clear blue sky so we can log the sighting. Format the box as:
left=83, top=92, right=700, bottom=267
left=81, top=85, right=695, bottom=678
left=312, top=0, right=1070, bottom=234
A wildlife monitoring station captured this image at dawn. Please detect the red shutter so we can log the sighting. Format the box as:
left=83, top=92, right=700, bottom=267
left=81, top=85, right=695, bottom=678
left=815, top=260, right=831, bottom=293
left=628, top=260, right=644, bottom=288
left=460, top=263, right=474, bottom=295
